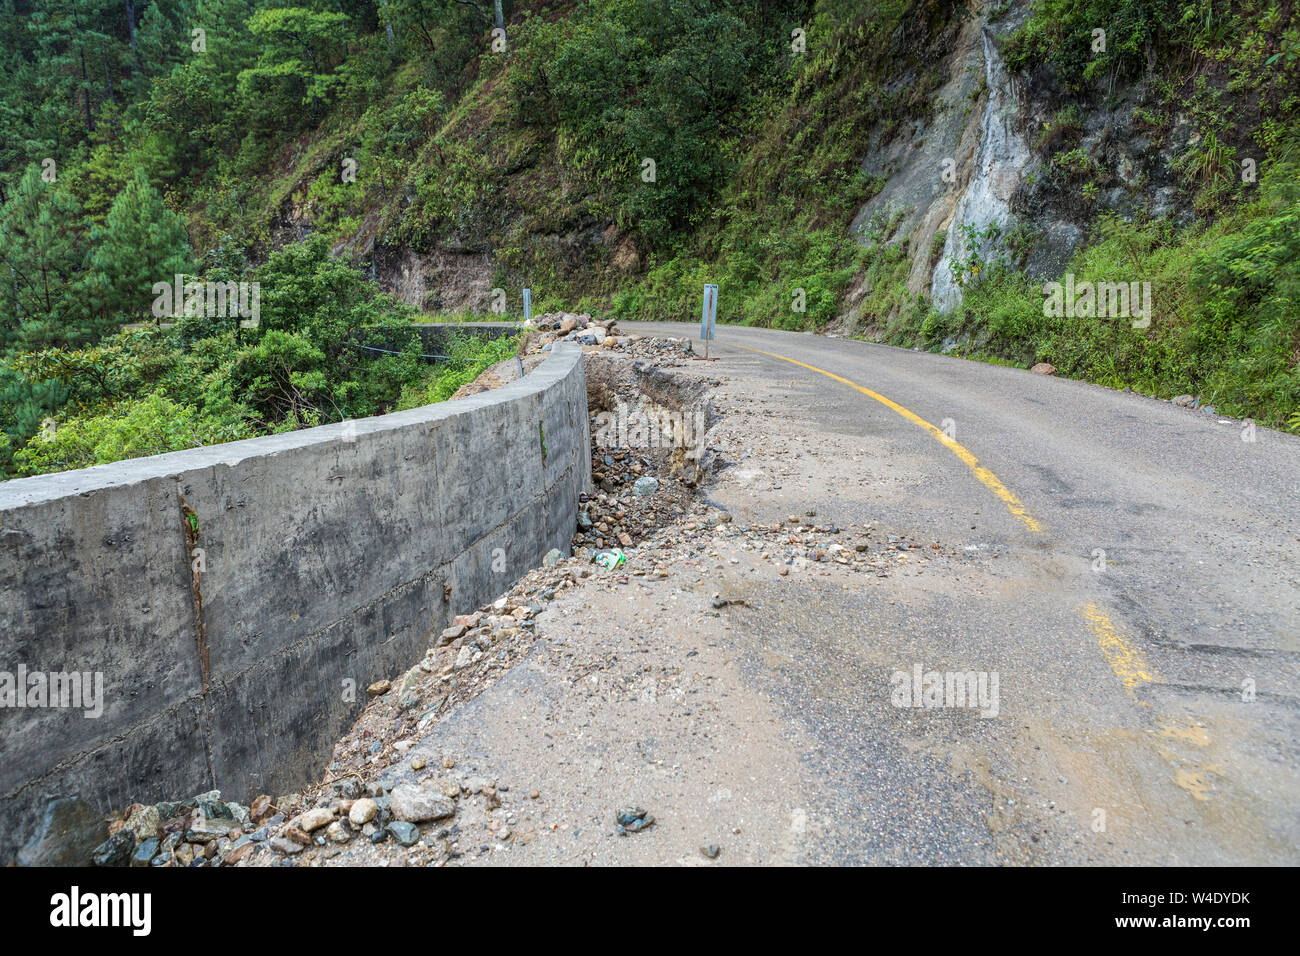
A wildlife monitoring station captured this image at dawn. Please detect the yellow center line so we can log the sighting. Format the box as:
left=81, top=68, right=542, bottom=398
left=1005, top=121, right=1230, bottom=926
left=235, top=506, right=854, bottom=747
left=720, top=339, right=1159, bottom=693
left=727, top=342, right=1044, bottom=533
left=1081, top=603, right=1159, bottom=691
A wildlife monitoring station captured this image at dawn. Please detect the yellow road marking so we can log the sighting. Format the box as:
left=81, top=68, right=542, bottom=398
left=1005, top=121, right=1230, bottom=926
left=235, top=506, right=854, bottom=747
left=719, top=338, right=1159, bottom=694
left=728, top=342, right=1044, bottom=533
left=1082, top=603, right=1158, bottom=690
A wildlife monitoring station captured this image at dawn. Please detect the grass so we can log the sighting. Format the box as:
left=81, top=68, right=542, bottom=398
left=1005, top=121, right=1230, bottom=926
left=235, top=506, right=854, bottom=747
left=875, top=153, right=1300, bottom=428
left=395, top=332, right=521, bottom=409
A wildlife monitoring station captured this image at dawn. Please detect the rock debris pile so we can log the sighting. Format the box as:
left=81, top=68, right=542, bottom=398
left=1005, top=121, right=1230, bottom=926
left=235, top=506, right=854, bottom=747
left=526, top=311, right=695, bottom=363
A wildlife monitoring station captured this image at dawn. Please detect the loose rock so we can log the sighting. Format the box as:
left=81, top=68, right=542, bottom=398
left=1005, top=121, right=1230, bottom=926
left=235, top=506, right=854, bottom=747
left=299, top=807, right=334, bottom=832
left=389, top=783, right=456, bottom=823
left=349, top=798, right=378, bottom=827
left=387, top=821, right=420, bottom=847
left=614, top=806, right=655, bottom=835
left=91, top=830, right=136, bottom=867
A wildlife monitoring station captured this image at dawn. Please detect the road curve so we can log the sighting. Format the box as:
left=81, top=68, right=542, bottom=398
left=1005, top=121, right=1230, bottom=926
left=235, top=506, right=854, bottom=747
left=626, top=320, right=1300, bottom=864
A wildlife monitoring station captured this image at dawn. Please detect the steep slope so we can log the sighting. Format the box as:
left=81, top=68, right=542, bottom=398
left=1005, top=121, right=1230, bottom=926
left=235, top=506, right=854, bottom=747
left=4, top=0, right=1297, bottom=431
left=256, top=0, right=1300, bottom=426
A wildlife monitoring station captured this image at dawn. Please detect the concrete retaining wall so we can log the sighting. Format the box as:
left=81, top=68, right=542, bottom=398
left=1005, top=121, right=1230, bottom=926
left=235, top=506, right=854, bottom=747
left=0, top=342, right=589, bottom=862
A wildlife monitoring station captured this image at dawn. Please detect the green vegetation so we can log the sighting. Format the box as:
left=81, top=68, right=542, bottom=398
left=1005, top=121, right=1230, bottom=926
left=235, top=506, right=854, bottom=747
left=2, top=233, right=517, bottom=478
left=881, top=153, right=1300, bottom=426
left=395, top=330, right=520, bottom=409
left=1005, top=0, right=1300, bottom=213
left=12, top=390, right=251, bottom=474
left=867, top=0, right=1300, bottom=429
left=602, top=0, right=942, bottom=330
left=2, top=0, right=1299, bottom=480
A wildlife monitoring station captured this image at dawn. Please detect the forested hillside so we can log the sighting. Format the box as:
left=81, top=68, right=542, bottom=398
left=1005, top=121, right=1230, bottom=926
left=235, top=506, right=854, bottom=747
left=2, top=0, right=1299, bottom=479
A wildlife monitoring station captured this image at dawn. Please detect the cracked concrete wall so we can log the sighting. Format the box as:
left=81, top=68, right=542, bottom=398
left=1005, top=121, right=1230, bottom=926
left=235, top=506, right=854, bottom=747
left=0, top=342, right=589, bottom=862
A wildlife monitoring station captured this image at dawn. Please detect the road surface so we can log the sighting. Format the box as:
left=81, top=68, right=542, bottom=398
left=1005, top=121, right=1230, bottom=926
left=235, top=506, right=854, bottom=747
left=620, top=321, right=1300, bottom=864
left=307, top=320, right=1299, bottom=866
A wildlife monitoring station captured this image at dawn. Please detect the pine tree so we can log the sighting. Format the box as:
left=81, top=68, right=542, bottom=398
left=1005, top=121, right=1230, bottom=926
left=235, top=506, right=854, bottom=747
left=0, top=365, right=70, bottom=478
left=84, top=167, right=193, bottom=326
left=0, top=165, right=95, bottom=351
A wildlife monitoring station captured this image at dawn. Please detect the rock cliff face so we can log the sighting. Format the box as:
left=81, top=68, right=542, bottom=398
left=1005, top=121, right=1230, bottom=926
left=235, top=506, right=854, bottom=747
left=373, top=245, right=499, bottom=313
left=929, top=25, right=1034, bottom=312
left=847, top=8, right=986, bottom=303
left=846, top=0, right=1201, bottom=320
left=287, top=1, right=1217, bottom=327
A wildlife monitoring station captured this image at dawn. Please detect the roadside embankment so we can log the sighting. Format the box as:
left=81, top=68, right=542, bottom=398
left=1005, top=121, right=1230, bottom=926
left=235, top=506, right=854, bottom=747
left=0, top=342, right=589, bottom=864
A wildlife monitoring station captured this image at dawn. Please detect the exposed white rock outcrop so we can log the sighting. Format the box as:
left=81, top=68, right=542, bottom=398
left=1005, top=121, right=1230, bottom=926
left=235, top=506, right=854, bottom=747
left=930, top=27, right=1033, bottom=312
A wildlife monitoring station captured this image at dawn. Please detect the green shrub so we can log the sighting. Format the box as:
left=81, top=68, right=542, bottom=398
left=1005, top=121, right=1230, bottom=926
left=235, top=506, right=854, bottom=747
left=13, top=392, right=255, bottom=475
left=886, top=153, right=1300, bottom=427
left=396, top=333, right=521, bottom=409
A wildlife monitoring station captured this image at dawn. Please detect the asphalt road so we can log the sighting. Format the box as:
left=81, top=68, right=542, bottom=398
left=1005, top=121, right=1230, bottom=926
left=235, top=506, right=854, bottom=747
left=625, top=321, right=1300, bottom=864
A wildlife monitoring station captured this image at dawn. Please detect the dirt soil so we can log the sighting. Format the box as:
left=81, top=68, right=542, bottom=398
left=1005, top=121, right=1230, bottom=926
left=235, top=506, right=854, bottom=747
left=234, top=335, right=967, bottom=867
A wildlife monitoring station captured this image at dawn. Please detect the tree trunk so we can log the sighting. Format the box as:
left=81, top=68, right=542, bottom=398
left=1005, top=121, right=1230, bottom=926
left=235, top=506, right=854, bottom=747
left=79, top=47, right=94, bottom=133
left=377, top=0, right=396, bottom=49
left=125, top=0, right=137, bottom=50
left=102, top=47, right=116, bottom=104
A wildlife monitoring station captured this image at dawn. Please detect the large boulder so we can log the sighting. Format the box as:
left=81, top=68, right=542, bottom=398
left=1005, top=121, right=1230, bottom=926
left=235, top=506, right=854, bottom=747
left=18, top=796, right=108, bottom=866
